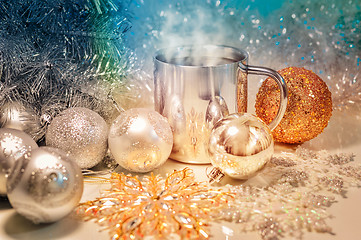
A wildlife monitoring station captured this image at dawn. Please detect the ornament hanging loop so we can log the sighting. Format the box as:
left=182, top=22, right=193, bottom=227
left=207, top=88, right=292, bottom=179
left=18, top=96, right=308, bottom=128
left=238, top=63, right=288, bottom=130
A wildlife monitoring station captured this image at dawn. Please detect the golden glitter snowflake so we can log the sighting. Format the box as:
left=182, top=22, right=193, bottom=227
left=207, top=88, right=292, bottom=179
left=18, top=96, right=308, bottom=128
left=77, top=168, right=230, bottom=240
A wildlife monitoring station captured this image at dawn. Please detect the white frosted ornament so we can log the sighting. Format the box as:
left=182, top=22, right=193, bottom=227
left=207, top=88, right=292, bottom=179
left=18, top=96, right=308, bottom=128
left=6, top=146, right=83, bottom=223
left=46, top=107, right=108, bottom=169
left=0, top=128, right=38, bottom=195
left=207, top=113, right=274, bottom=181
left=108, top=108, right=173, bottom=173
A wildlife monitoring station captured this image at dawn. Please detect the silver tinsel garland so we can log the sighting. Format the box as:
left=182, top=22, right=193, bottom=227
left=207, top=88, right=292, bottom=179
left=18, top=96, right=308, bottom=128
left=0, top=0, right=151, bottom=142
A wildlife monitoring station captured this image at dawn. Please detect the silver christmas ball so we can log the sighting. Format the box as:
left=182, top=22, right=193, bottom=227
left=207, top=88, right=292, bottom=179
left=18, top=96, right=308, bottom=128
left=108, top=108, right=173, bottom=173
left=46, top=107, right=108, bottom=169
left=6, top=146, right=83, bottom=223
left=208, top=113, right=274, bottom=180
left=0, top=128, right=38, bottom=195
left=0, top=101, right=42, bottom=141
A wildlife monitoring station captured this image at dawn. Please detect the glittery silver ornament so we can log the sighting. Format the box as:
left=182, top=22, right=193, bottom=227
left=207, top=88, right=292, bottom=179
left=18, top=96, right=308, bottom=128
left=6, top=146, right=83, bottom=223
left=45, top=107, right=108, bottom=169
left=0, top=128, right=38, bottom=195
left=108, top=108, right=173, bottom=173
left=208, top=113, right=274, bottom=181
left=0, top=101, right=42, bottom=141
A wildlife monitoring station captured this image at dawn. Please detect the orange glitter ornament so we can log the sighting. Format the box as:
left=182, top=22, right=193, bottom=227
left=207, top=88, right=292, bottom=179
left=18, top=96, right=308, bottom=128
left=255, top=67, right=332, bottom=144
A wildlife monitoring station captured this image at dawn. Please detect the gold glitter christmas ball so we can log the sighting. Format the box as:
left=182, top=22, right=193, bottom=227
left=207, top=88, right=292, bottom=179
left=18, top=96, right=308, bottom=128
left=255, top=67, right=332, bottom=144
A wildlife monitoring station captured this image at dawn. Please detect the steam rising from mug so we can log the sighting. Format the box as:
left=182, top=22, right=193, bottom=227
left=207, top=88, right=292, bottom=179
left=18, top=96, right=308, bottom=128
left=158, top=5, right=232, bottom=50
left=127, top=1, right=262, bottom=69
left=159, top=45, right=238, bottom=68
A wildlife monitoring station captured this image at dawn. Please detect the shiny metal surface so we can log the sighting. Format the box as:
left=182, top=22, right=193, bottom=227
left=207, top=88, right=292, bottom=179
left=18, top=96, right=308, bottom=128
left=6, top=147, right=83, bottom=223
left=0, top=128, right=38, bottom=195
left=108, top=108, right=173, bottom=173
left=238, top=64, right=288, bottom=130
left=208, top=113, right=274, bottom=179
left=154, top=45, right=287, bottom=164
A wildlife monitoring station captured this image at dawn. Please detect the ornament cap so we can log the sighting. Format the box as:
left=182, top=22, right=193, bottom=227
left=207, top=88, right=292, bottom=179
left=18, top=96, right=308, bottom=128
left=207, top=167, right=225, bottom=184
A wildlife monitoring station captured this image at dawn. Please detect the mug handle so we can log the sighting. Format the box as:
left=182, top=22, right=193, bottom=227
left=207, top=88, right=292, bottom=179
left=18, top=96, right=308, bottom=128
left=239, top=63, right=288, bottom=130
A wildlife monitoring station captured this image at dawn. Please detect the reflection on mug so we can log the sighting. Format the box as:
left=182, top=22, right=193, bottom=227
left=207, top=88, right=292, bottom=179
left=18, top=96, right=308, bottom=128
left=154, top=45, right=287, bottom=164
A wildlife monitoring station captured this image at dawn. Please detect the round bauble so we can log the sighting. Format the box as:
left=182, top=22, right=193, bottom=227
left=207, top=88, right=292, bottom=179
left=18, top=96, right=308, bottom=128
left=46, top=107, right=108, bottom=169
left=255, top=67, right=332, bottom=144
left=6, top=146, right=83, bottom=223
left=0, top=128, right=38, bottom=195
left=208, top=113, right=274, bottom=180
left=0, top=101, right=42, bottom=141
left=108, top=108, right=173, bottom=173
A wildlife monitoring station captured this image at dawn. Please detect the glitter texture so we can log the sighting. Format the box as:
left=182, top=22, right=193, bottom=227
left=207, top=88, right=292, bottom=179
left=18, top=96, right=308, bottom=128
left=217, top=147, right=360, bottom=239
left=255, top=67, right=333, bottom=144
left=78, top=147, right=361, bottom=240
left=77, top=168, right=230, bottom=240
left=46, top=107, right=109, bottom=169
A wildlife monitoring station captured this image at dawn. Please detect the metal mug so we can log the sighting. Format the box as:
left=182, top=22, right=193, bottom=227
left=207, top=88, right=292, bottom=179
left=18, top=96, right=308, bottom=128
left=154, top=45, right=288, bottom=164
